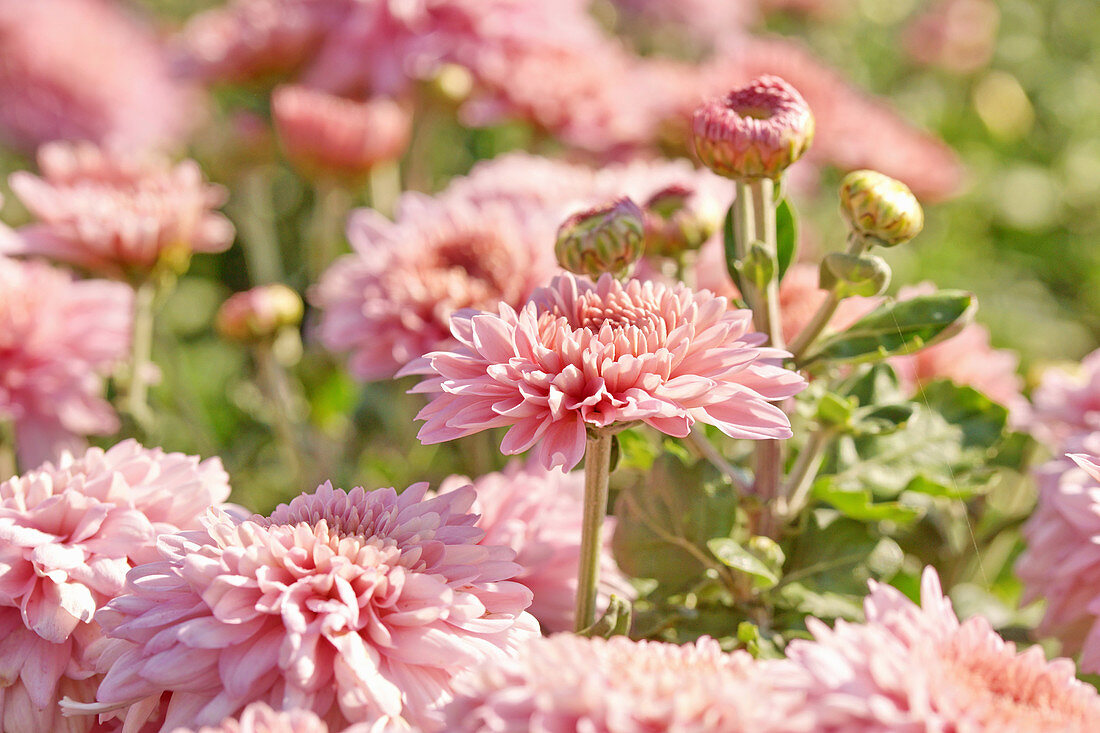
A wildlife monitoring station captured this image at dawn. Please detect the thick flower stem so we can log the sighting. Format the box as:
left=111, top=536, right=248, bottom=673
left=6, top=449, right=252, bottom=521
left=575, top=430, right=613, bottom=632
left=733, top=181, right=758, bottom=309
left=125, top=279, right=157, bottom=428
left=789, top=235, right=866, bottom=364
left=749, top=178, right=784, bottom=350
left=308, top=181, right=351, bottom=284
left=778, top=429, right=832, bottom=521
left=234, top=170, right=283, bottom=284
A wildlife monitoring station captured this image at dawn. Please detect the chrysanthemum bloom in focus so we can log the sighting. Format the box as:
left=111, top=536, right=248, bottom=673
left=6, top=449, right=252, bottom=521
left=0, top=0, right=197, bottom=153
left=0, top=440, right=231, bottom=733
left=312, top=194, right=560, bottom=381
left=0, top=256, right=131, bottom=467
left=167, top=701, right=406, bottom=733
left=442, top=634, right=806, bottom=732
left=888, top=284, right=1024, bottom=413
left=1017, top=446, right=1100, bottom=673
left=5, top=141, right=234, bottom=280
left=272, top=86, right=411, bottom=182
left=692, top=75, right=815, bottom=181
left=407, top=273, right=806, bottom=471
left=82, top=482, right=539, bottom=731
left=438, top=463, right=634, bottom=633
left=784, top=566, right=1100, bottom=731
left=1023, top=348, right=1100, bottom=449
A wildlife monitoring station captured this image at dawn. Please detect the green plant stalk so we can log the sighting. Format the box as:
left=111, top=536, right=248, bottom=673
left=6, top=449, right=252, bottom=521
left=0, top=419, right=17, bottom=480
left=125, top=278, right=157, bottom=427
left=788, top=234, right=867, bottom=363
left=733, top=181, right=758, bottom=309
left=308, top=180, right=352, bottom=284
left=575, top=430, right=614, bottom=632
left=779, top=429, right=833, bottom=521
left=254, top=341, right=305, bottom=488
left=234, top=169, right=283, bottom=284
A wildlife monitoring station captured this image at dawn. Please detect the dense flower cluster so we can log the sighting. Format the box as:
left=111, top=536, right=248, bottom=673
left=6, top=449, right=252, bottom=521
left=409, top=273, right=806, bottom=471
left=0, top=441, right=231, bottom=732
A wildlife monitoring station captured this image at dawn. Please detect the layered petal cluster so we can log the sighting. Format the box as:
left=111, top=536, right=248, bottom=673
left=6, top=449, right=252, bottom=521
left=888, top=284, right=1024, bottom=413
left=0, top=0, right=197, bottom=153
left=0, top=256, right=131, bottom=467
left=272, top=86, right=411, bottom=180
left=168, top=701, right=402, bottom=733
left=784, top=567, right=1100, bottom=731
left=1017, top=444, right=1100, bottom=672
left=442, top=634, right=806, bottom=732
left=87, top=482, right=539, bottom=731
left=1024, top=348, right=1100, bottom=449
left=0, top=441, right=231, bottom=732
left=438, top=463, right=634, bottom=633
left=5, top=142, right=234, bottom=278
left=409, top=273, right=806, bottom=471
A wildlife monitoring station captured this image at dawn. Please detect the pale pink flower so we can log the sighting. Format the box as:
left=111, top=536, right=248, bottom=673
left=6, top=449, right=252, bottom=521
left=784, top=566, right=1100, bottom=731
left=168, top=701, right=407, bottom=733
left=438, top=463, right=634, bottom=633
left=1017, top=444, right=1100, bottom=673
left=407, top=273, right=806, bottom=471
left=312, top=193, right=560, bottom=381
left=442, top=634, right=807, bottom=732
left=888, top=284, right=1024, bottom=412
left=1024, top=349, right=1100, bottom=449
left=84, top=482, right=539, bottom=731
left=5, top=141, right=234, bottom=279
left=272, top=86, right=411, bottom=180
left=903, top=0, right=1000, bottom=75
left=0, top=440, right=231, bottom=733
left=0, top=256, right=131, bottom=467
left=0, top=0, right=197, bottom=153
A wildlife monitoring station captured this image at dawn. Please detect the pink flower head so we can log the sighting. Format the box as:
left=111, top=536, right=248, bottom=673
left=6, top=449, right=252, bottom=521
left=312, top=193, right=560, bottom=382
left=168, top=701, right=403, bottom=733
left=692, top=74, right=815, bottom=181
left=85, top=482, right=539, bottom=731
left=407, top=273, right=806, bottom=471
left=1018, top=445, right=1100, bottom=673
left=0, top=440, right=231, bottom=732
left=0, top=0, right=198, bottom=153
left=888, top=284, right=1024, bottom=413
left=5, top=142, right=234, bottom=279
left=438, top=463, right=634, bottom=633
left=1025, top=349, right=1100, bottom=449
left=784, top=566, right=1100, bottom=731
left=0, top=256, right=131, bottom=467
left=442, top=634, right=805, bottom=732
left=272, top=86, right=411, bottom=181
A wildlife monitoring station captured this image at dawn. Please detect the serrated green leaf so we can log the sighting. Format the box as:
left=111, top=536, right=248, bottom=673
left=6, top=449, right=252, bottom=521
left=706, top=538, right=780, bottom=588
left=805, top=291, right=976, bottom=365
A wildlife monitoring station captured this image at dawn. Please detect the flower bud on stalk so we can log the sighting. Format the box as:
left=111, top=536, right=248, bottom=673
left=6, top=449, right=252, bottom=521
left=642, top=185, right=719, bottom=259
left=839, top=170, right=924, bottom=247
left=692, top=75, right=815, bottom=182
left=216, top=284, right=304, bottom=343
left=555, top=198, right=646, bottom=279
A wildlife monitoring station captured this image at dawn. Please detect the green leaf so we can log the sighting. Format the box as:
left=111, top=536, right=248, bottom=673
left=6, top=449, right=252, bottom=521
left=844, top=363, right=906, bottom=406
left=850, top=403, right=916, bottom=436
left=776, top=198, right=798, bottom=281
left=707, top=538, right=780, bottom=589
left=722, top=204, right=742, bottom=294
left=734, top=241, right=775, bottom=291
left=812, top=480, right=924, bottom=523
left=805, top=291, right=976, bottom=365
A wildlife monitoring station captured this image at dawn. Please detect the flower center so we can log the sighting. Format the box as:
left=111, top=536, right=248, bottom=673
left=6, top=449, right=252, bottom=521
left=430, top=229, right=514, bottom=292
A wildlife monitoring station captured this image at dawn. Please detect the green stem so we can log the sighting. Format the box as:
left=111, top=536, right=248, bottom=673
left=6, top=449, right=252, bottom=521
left=779, top=429, right=832, bottom=520
left=125, top=279, right=157, bottom=427
left=575, top=430, right=614, bottom=632
left=749, top=178, right=784, bottom=349
left=368, top=160, right=402, bottom=219
left=253, top=342, right=305, bottom=488
left=234, top=170, right=283, bottom=284
left=788, top=234, right=867, bottom=364
left=733, top=181, right=757, bottom=310
left=0, top=420, right=17, bottom=479
left=308, top=181, right=352, bottom=283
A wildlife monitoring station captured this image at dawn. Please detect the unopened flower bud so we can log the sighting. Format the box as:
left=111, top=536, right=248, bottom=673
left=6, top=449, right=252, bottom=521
left=642, top=185, right=719, bottom=258
left=692, top=75, right=815, bottom=181
left=216, top=284, right=304, bottom=343
left=839, top=170, right=924, bottom=247
left=555, top=198, right=645, bottom=279
left=819, top=252, right=892, bottom=298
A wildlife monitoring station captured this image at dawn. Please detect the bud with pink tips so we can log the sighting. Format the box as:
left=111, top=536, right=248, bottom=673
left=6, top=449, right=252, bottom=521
left=554, top=197, right=646, bottom=279
left=692, top=75, right=815, bottom=181
left=215, top=284, right=304, bottom=343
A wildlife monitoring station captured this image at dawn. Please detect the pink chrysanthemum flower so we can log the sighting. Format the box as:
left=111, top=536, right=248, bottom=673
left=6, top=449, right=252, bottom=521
left=0, top=0, right=197, bottom=153
left=0, top=256, right=131, bottom=467
left=5, top=141, right=234, bottom=279
left=1025, top=349, right=1100, bottom=449
left=407, top=273, right=806, bottom=471
left=784, top=566, right=1100, bottom=731
left=438, top=463, right=634, bottom=633
left=0, top=440, right=231, bottom=733
left=313, top=193, right=561, bottom=381
left=442, top=634, right=806, bottom=732
left=272, top=86, right=411, bottom=181
left=168, top=701, right=406, bottom=733
left=83, top=482, right=539, bottom=732
left=1017, top=445, right=1100, bottom=673
left=888, top=284, right=1024, bottom=413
